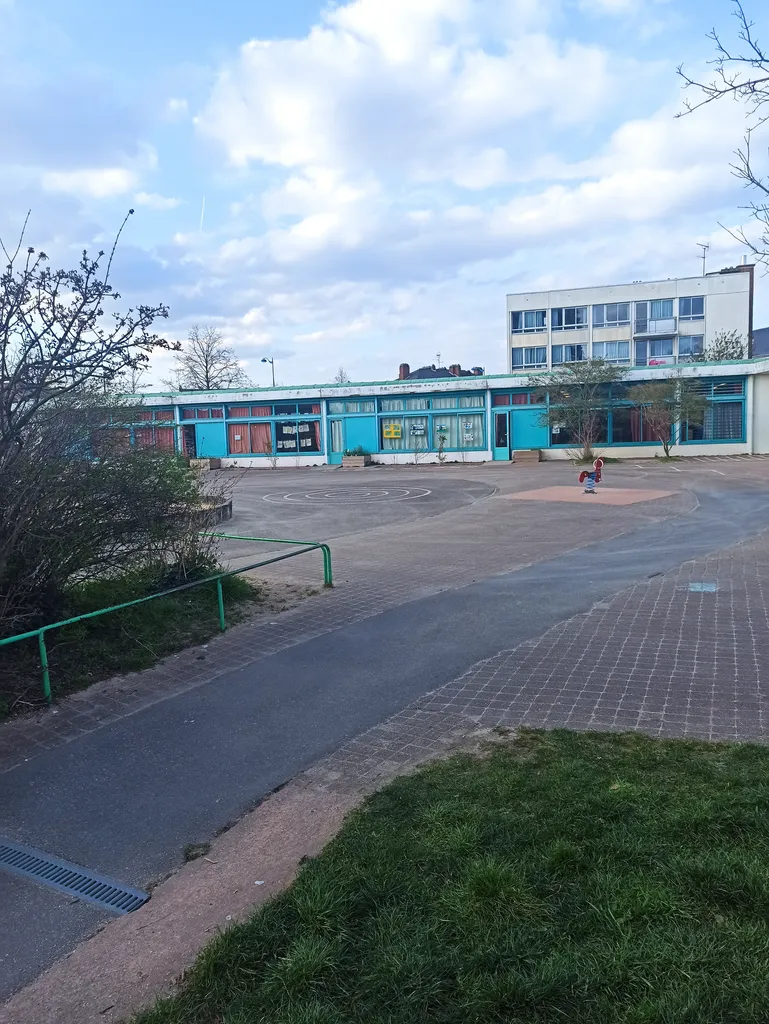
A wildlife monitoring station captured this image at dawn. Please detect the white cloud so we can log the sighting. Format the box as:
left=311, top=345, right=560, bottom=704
left=134, top=191, right=182, bottom=210
left=197, top=0, right=616, bottom=183
left=41, top=166, right=138, bottom=198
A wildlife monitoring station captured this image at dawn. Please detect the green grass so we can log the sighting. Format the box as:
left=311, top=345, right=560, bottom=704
left=0, top=570, right=262, bottom=714
left=134, top=730, right=769, bottom=1024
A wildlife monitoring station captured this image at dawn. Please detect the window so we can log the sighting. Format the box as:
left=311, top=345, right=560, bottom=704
left=298, top=402, right=322, bottom=415
left=551, top=306, right=588, bottom=331
left=180, top=408, right=196, bottom=420
left=679, top=296, right=704, bottom=321
left=635, top=338, right=674, bottom=366
left=275, top=420, right=321, bottom=452
left=593, top=303, right=630, bottom=327
left=381, top=417, right=406, bottom=450
left=592, top=341, right=630, bottom=363
left=511, top=310, right=547, bottom=333
left=154, top=409, right=174, bottom=421
left=551, top=344, right=587, bottom=365
left=435, top=414, right=484, bottom=449
left=274, top=402, right=297, bottom=416
left=432, top=396, right=459, bottom=409
left=328, top=401, right=344, bottom=414
left=492, top=394, right=510, bottom=406
left=381, top=398, right=404, bottom=411
left=344, top=400, right=375, bottom=413
left=678, top=336, right=704, bottom=360
left=459, top=395, right=482, bottom=408
left=684, top=403, right=743, bottom=442
left=635, top=299, right=674, bottom=332
left=406, top=397, right=428, bottom=410
left=550, top=411, right=607, bottom=446
left=251, top=405, right=272, bottom=416
left=610, top=406, right=657, bottom=444
left=714, top=380, right=744, bottom=396
left=511, top=346, right=547, bottom=369
left=228, top=406, right=250, bottom=418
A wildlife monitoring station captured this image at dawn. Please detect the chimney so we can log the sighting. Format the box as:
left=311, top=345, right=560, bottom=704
left=449, top=363, right=461, bottom=377
left=398, top=363, right=410, bottom=380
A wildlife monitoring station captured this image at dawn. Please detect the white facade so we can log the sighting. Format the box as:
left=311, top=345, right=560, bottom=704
left=506, top=268, right=753, bottom=373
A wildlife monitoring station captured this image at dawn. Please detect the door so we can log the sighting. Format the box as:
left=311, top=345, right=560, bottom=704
left=511, top=408, right=549, bottom=451
left=182, top=425, right=197, bottom=458
left=328, top=419, right=344, bottom=464
left=493, top=411, right=511, bottom=460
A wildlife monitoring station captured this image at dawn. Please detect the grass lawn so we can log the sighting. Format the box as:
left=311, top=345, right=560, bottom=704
left=135, top=730, right=769, bottom=1024
left=0, top=572, right=262, bottom=715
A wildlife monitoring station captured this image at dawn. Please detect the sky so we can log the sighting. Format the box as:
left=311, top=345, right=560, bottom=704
left=1, top=0, right=767, bottom=388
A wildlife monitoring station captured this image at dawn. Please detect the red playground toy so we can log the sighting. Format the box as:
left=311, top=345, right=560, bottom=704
left=579, top=457, right=604, bottom=495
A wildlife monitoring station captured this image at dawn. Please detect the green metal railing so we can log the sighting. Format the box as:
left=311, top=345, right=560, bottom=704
left=0, top=534, right=332, bottom=705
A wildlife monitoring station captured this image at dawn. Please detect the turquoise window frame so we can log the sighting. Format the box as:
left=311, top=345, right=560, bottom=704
left=680, top=378, right=746, bottom=445
left=224, top=407, right=325, bottom=457
left=373, top=392, right=486, bottom=453
left=179, top=405, right=225, bottom=420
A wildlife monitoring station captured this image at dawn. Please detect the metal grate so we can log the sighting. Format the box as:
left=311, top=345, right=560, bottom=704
left=0, top=840, right=149, bottom=914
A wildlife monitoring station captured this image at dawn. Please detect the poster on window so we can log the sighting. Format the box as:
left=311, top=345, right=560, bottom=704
left=383, top=424, right=402, bottom=438
left=410, top=425, right=425, bottom=436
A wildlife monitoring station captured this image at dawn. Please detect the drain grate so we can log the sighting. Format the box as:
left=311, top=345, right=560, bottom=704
left=0, top=840, right=149, bottom=913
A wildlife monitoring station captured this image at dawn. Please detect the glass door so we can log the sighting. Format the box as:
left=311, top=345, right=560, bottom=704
left=493, top=412, right=511, bottom=460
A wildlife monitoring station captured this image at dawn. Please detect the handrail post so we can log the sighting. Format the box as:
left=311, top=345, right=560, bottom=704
left=38, top=632, right=52, bottom=705
left=320, top=544, right=333, bottom=587
left=216, top=578, right=226, bottom=631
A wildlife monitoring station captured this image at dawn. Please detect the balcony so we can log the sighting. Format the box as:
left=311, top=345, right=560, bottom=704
left=634, top=317, right=677, bottom=336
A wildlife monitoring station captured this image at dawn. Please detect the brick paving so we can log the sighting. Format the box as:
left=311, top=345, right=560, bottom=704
left=307, top=528, right=769, bottom=795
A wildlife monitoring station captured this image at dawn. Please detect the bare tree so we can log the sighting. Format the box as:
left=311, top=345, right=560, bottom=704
left=333, top=366, right=351, bottom=384
left=0, top=210, right=171, bottom=477
left=678, top=0, right=769, bottom=263
left=693, top=329, right=748, bottom=361
left=628, top=377, right=709, bottom=457
left=529, top=360, right=627, bottom=462
left=115, top=363, right=150, bottom=394
left=164, top=325, right=252, bottom=391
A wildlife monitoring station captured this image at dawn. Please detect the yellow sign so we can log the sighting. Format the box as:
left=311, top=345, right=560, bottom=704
left=383, top=424, right=402, bottom=438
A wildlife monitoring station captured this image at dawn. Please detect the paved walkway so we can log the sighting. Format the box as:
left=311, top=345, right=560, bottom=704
left=3, top=460, right=769, bottom=1007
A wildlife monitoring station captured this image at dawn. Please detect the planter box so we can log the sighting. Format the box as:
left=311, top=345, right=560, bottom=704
left=342, top=454, right=372, bottom=468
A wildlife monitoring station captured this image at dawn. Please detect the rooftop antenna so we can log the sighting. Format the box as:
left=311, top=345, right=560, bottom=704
left=436, top=351, right=442, bottom=367
left=697, top=242, right=709, bottom=276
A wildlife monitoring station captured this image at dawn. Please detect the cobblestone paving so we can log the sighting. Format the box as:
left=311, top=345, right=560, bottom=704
left=0, top=472, right=694, bottom=772
left=307, top=529, right=769, bottom=794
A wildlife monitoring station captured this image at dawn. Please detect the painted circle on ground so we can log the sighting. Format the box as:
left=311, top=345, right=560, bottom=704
left=262, top=486, right=432, bottom=505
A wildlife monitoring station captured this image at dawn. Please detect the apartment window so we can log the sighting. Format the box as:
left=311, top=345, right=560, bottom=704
left=678, top=335, right=704, bottom=360
left=551, top=306, right=588, bottom=331
left=679, top=296, right=704, bottom=321
left=635, top=338, right=674, bottom=366
left=511, top=346, right=547, bottom=369
left=551, top=344, right=587, bottom=365
left=511, top=310, right=547, bottom=333
left=592, top=341, right=630, bottom=364
left=593, top=302, right=630, bottom=327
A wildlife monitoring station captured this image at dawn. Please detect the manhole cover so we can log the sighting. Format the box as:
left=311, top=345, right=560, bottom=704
left=262, top=486, right=432, bottom=505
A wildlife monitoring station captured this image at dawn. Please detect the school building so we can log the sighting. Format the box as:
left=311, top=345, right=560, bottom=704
left=127, top=264, right=769, bottom=465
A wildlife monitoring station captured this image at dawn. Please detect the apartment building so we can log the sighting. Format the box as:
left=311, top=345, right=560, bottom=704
left=506, top=264, right=754, bottom=373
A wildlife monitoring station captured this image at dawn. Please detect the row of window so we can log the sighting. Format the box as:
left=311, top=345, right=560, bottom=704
left=550, top=401, right=744, bottom=446
left=511, top=296, right=705, bottom=334
left=512, top=336, right=705, bottom=368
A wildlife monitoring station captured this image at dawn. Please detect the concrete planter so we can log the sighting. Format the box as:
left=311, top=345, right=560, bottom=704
left=342, top=454, right=372, bottom=468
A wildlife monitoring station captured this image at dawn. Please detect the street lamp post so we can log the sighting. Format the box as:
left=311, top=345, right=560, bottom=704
left=261, top=357, right=275, bottom=387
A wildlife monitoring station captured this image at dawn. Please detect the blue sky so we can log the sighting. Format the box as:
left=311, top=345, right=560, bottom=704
left=1, top=0, right=766, bottom=387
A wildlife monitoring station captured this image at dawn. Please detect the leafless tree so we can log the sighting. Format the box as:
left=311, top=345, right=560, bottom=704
left=628, top=377, right=709, bottom=457
left=678, top=0, right=769, bottom=263
left=164, top=325, right=252, bottom=391
left=333, top=366, right=351, bottom=384
left=695, top=329, right=748, bottom=361
left=0, top=210, right=171, bottom=478
left=0, top=215, right=226, bottom=638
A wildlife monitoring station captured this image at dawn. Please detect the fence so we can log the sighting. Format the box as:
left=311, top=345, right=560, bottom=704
left=0, top=534, right=332, bottom=705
